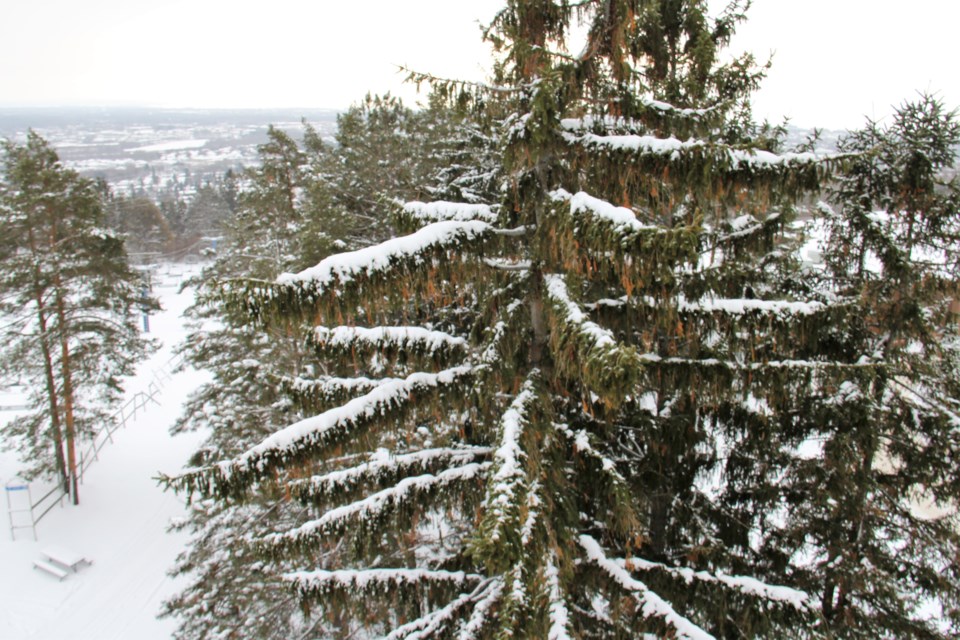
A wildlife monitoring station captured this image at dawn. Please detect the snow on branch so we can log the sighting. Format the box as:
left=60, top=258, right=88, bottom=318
left=519, top=482, right=542, bottom=547
left=891, top=378, right=960, bottom=431
left=639, top=353, right=883, bottom=373
left=285, top=568, right=485, bottom=601
left=557, top=92, right=718, bottom=125
left=544, top=274, right=642, bottom=405
left=543, top=276, right=873, bottom=398
left=480, top=297, right=526, bottom=366
left=482, top=374, right=539, bottom=544
left=167, top=366, right=475, bottom=498
left=554, top=422, right=636, bottom=535
left=288, top=446, right=493, bottom=503
left=221, top=220, right=493, bottom=325
left=383, top=578, right=500, bottom=640
left=281, top=375, right=392, bottom=412
left=480, top=321, right=509, bottom=366
left=276, top=220, right=492, bottom=290
left=550, top=188, right=659, bottom=236
left=543, top=191, right=697, bottom=291
left=545, top=275, right=616, bottom=350
left=616, top=554, right=815, bottom=613
left=545, top=556, right=573, bottom=640
left=578, top=535, right=715, bottom=640
left=239, top=366, right=471, bottom=465
left=264, top=462, right=491, bottom=547
left=312, top=325, right=468, bottom=360
left=559, top=104, right=716, bottom=133
left=566, top=131, right=829, bottom=169
left=554, top=423, right=624, bottom=482
left=586, top=293, right=831, bottom=318
left=677, top=297, right=826, bottom=317
left=454, top=579, right=504, bottom=640
left=483, top=258, right=532, bottom=271
left=709, top=212, right=778, bottom=244
left=401, top=201, right=498, bottom=225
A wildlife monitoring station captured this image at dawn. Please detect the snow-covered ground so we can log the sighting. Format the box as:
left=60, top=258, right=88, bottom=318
left=0, top=264, right=208, bottom=640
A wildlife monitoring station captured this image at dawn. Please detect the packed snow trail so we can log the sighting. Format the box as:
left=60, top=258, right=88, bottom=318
left=0, top=264, right=208, bottom=640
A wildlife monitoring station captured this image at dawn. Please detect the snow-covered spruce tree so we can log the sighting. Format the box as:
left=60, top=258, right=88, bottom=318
left=323, top=93, right=502, bottom=246
left=0, top=131, right=154, bottom=503
left=164, top=2, right=855, bottom=637
left=408, top=92, right=504, bottom=207
left=171, top=126, right=336, bottom=464
left=756, top=95, right=960, bottom=638
left=164, top=105, right=500, bottom=640
left=163, top=125, right=334, bottom=639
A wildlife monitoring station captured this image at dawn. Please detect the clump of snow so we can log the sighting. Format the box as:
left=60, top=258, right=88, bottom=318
left=277, top=220, right=491, bottom=288
left=544, top=274, right=616, bottom=349
left=551, top=188, right=657, bottom=234
left=402, top=201, right=498, bottom=224
left=314, top=325, right=468, bottom=353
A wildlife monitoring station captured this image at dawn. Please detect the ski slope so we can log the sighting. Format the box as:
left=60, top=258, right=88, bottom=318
left=0, top=265, right=208, bottom=640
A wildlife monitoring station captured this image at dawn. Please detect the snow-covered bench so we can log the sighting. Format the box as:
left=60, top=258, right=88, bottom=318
left=33, top=545, right=91, bottom=580
left=32, top=558, right=69, bottom=581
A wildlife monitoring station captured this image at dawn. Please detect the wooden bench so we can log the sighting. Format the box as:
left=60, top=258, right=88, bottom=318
left=33, top=545, right=92, bottom=580
left=33, top=558, right=69, bottom=581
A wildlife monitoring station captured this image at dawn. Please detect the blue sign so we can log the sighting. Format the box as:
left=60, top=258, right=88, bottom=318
left=5, top=485, right=28, bottom=492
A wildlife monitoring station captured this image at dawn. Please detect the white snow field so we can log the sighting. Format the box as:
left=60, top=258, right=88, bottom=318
left=0, top=264, right=208, bottom=640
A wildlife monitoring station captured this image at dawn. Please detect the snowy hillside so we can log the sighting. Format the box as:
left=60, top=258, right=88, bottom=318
left=0, top=265, right=207, bottom=640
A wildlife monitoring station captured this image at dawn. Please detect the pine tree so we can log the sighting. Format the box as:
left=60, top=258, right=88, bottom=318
left=0, top=131, right=154, bottom=503
left=754, top=95, right=960, bottom=638
left=107, top=194, right=176, bottom=256
left=161, top=2, right=836, bottom=638
left=163, top=104, right=496, bottom=638
left=184, top=183, right=232, bottom=238
left=163, top=2, right=932, bottom=637
left=162, top=125, right=331, bottom=639
left=320, top=94, right=501, bottom=248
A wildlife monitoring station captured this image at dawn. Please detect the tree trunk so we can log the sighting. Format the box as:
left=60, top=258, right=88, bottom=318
left=36, top=303, right=69, bottom=494
left=26, top=224, right=69, bottom=493
left=48, top=214, right=80, bottom=505
left=54, top=285, right=80, bottom=505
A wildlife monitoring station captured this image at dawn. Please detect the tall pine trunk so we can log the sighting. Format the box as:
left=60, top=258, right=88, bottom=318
left=53, top=285, right=79, bottom=505
left=49, top=216, right=80, bottom=505
left=35, top=305, right=69, bottom=494
left=26, top=224, right=69, bottom=493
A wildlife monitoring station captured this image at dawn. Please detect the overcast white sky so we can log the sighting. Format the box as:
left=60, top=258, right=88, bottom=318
left=2, top=0, right=958, bottom=130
